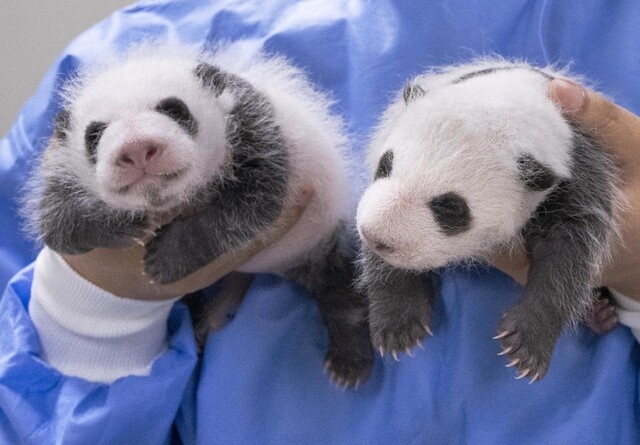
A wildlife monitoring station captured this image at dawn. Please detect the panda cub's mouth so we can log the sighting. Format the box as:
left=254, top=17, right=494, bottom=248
left=105, top=167, right=190, bottom=212
left=115, top=168, right=186, bottom=195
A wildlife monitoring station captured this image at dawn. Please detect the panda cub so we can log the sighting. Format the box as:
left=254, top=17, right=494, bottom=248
left=356, top=59, right=621, bottom=382
left=25, top=43, right=373, bottom=388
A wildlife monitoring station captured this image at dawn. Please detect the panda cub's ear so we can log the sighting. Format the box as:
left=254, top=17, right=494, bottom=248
left=517, top=154, right=559, bottom=191
left=52, top=109, right=71, bottom=142
left=194, top=62, right=230, bottom=96
left=403, top=83, right=427, bottom=104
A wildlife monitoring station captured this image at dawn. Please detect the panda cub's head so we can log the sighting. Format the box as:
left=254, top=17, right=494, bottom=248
left=356, top=62, right=575, bottom=270
left=51, top=50, right=235, bottom=213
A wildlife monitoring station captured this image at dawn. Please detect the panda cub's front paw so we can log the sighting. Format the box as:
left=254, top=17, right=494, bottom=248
left=495, top=303, right=560, bottom=383
left=324, top=340, right=374, bottom=389
left=144, top=238, right=182, bottom=285
left=144, top=225, right=198, bottom=284
left=369, top=308, right=433, bottom=361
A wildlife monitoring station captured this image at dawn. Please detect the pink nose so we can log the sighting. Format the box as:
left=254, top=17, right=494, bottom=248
left=360, top=228, right=394, bottom=254
left=117, top=141, right=163, bottom=169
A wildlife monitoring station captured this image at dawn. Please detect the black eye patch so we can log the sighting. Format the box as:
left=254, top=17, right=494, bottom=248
left=155, top=97, right=198, bottom=137
left=374, top=150, right=394, bottom=180
left=428, top=192, right=472, bottom=236
left=517, top=154, right=558, bottom=191
left=85, top=121, right=107, bottom=163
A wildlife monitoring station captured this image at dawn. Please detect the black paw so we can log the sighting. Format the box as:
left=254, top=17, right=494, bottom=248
left=144, top=227, right=193, bottom=284
left=324, top=342, right=374, bottom=389
left=495, top=304, right=561, bottom=383
left=47, top=213, right=150, bottom=254
left=370, top=313, right=432, bottom=361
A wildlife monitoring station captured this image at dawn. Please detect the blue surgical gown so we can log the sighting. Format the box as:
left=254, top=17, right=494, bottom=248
left=1, top=1, right=639, bottom=444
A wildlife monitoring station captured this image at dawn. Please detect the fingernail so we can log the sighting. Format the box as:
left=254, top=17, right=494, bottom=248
left=550, top=79, right=587, bottom=113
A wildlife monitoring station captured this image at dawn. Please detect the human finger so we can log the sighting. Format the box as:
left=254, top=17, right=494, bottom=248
left=549, top=78, right=640, bottom=180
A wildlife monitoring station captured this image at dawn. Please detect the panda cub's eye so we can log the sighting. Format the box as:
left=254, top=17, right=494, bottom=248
left=374, top=149, right=394, bottom=180
left=85, top=121, right=107, bottom=163
left=155, top=96, right=198, bottom=137
left=428, top=192, right=472, bottom=236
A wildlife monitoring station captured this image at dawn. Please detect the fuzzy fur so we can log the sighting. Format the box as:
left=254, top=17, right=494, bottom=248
left=356, top=59, right=622, bottom=380
left=23, top=42, right=372, bottom=387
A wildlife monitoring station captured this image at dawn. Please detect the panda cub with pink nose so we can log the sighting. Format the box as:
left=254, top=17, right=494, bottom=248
left=26, top=44, right=373, bottom=388
left=356, top=60, right=621, bottom=382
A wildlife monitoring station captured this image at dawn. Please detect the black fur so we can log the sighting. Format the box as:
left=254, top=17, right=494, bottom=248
left=452, top=66, right=553, bottom=84
left=358, top=246, right=437, bottom=355
left=428, top=192, right=472, bottom=235
left=85, top=121, right=107, bottom=164
left=194, top=63, right=231, bottom=96
left=285, top=223, right=373, bottom=385
left=517, top=154, right=558, bottom=191
left=374, top=149, right=394, bottom=180
left=155, top=97, right=198, bottom=137
left=37, top=172, right=149, bottom=254
left=53, top=109, right=71, bottom=142
left=403, top=83, right=427, bottom=103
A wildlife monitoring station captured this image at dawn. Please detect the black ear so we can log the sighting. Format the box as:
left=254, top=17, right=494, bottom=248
left=52, top=109, right=71, bottom=142
left=194, top=63, right=229, bottom=95
left=517, top=154, right=559, bottom=191
left=402, top=83, right=426, bottom=104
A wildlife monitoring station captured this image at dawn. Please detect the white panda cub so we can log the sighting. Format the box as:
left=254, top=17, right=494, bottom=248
left=356, top=59, right=621, bottom=382
left=25, top=43, right=373, bottom=388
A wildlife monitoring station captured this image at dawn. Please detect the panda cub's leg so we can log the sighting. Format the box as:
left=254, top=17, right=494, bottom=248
left=359, top=247, right=437, bottom=360
left=497, top=142, right=617, bottom=380
left=285, top=223, right=374, bottom=388
left=496, top=226, right=596, bottom=381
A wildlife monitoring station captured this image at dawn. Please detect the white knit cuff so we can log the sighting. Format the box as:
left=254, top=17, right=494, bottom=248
left=610, top=288, right=640, bottom=344
left=29, top=247, right=180, bottom=383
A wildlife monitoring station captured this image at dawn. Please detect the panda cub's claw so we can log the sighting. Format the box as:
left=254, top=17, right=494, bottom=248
left=324, top=349, right=373, bottom=390
left=496, top=303, right=558, bottom=382
left=371, top=318, right=431, bottom=361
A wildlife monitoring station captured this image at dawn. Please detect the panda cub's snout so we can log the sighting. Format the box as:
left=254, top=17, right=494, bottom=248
left=107, top=96, right=197, bottom=175
left=89, top=95, right=210, bottom=212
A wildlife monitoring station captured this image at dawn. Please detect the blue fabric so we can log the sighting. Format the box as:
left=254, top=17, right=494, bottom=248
left=0, top=266, right=198, bottom=445
left=1, top=0, right=639, bottom=443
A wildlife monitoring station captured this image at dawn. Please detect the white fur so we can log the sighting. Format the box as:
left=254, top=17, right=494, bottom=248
left=55, top=42, right=351, bottom=273
left=62, top=48, right=233, bottom=212
left=357, top=60, right=576, bottom=270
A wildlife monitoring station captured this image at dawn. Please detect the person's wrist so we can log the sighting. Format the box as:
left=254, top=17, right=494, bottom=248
left=61, top=247, right=181, bottom=301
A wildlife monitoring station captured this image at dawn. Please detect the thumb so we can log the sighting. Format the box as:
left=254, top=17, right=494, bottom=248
left=549, top=78, right=640, bottom=180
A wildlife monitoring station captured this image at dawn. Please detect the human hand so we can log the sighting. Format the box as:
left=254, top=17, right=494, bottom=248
left=62, top=188, right=314, bottom=301
left=491, top=79, right=640, bottom=300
